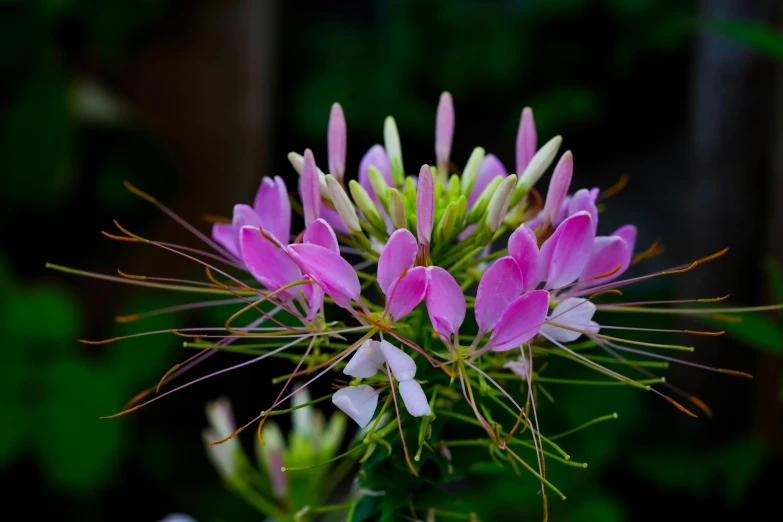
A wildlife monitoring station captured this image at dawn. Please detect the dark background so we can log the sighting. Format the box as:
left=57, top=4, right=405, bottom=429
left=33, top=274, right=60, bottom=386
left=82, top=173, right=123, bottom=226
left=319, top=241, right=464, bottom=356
left=1, top=0, right=782, bottom=520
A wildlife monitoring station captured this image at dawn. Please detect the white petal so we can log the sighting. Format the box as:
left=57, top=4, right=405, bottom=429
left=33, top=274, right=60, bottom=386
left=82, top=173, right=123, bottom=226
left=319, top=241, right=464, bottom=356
left=343, top=340, right=385, bottom=378
left=399, top=380, right=431, bottom=417
left=540, top=297, right=597, bottom=342
left=332, top=385, right=379, bottom=428
left=379, top=339, right=416, bottom=381
left=503, top=359, right=529, bottom=381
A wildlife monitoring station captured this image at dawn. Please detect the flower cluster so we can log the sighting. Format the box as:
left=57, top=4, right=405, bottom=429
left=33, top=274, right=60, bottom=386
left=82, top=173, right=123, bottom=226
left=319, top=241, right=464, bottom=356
left=52, top=92, right=771, bottom=520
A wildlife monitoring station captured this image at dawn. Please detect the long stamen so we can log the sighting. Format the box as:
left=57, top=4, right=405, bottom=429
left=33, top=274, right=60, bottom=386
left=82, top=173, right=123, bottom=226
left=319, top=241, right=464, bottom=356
left=593, top=337, right=753, bottom=379
left=568, top=247, right=730, bottom=298
left=115, top=297, right=244, bottom=323
left=386, top=362, right=419, bottom=477
left=596, top=294, right=730, bottom=308
left=46, top=263, right=247, bottom=296
left=257, top=336, right=317, bottom=444
left=123, top=181, right=236, bottom=260
left=540, top=332, right=650, bottom=390
left=217, top=330, right=376, bottom=445
left=101, top=335, right=307, bottom=419
left=546, top=321, right=695, bottom=352
left=593, top=339, right=700, bottom=418
left=595, top=324, right=724, bottom=337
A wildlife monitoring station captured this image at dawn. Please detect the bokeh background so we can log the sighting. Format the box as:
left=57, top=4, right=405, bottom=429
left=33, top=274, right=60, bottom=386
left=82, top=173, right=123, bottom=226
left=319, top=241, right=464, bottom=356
left=2, top=0, right=782, bottom=520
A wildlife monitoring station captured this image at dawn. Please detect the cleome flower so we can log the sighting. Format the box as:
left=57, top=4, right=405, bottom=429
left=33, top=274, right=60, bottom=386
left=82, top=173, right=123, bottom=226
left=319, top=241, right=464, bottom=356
left=48, top=91, right=782, bottom=520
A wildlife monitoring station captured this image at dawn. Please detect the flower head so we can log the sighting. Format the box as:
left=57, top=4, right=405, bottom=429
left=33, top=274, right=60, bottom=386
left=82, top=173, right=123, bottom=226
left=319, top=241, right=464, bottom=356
left=54, top=90, right=774, bottom=520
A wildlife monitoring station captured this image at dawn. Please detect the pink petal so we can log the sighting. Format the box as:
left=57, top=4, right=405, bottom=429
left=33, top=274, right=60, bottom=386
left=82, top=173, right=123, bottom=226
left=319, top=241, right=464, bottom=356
left=344, top=339, right=385, bottom=378
left=425, top=266, right=466, bottom=339
left=358, top=145, right=392, bottom=203
left=541, top=297, right=597, bottom=342
left=301, top=149, right=321, bottom=227
left=416, top=165, right=435, bottom=246
left=435, top=92, right=454, bottom=168
left=287, top=243, right=360, bottom=310
left=612, top=224, right=637, bottom=253
left=539, top=211, right=595, bottom=289
left=239, top=226, right=301, bottom=299
left=253, top=176, right=291, bottom=242
left=327, top=103, right=346, bottom=179
left=399, top=380, right=431, bottom=417
left=212, top=223, right=238, bottom=258
left=579, top=235, right=632, bottom=286
left=515, top=107, right=537, bottom=176
left=233, top=203, right=263, bottom=230
left=303, top=218, right=339, bottom=254
left=332, top=384, right=378, bottom=428
left=468, top=154, right=508, bottom=208
left=386, top=266, right=427, bottom=321
left=475, top=256, right=525, bottom=334
left=302, top=277, right=324, bottom=322
left=488, top=289, right=550, bottom=352
left=508, top=225, right=540, bottom=291
left=567, top=188, right=598, bottom=234
left=542, top=151, right=573, bottom=226
left=377, top=228, right=418, bottom=294
left=379, top=339, right=416, bottom=381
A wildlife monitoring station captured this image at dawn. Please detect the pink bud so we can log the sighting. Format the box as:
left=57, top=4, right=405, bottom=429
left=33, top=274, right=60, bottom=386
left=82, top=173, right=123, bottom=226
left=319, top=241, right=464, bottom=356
left=327, top=103, right=346, bottom=179
left=416, top=165, right=435, bottom=246
left=542, top=151, right=573, bottom=227
left=516, top=107, right=537, bottom=175
left=435, top=92, right=454, bottom=169
left=302, top=149, right=321, bottom=227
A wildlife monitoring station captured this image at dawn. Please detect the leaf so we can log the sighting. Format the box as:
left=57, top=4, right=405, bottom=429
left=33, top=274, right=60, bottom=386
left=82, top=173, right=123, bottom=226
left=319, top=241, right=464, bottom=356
left=765, top=259, right=783, bottom=306
left=36, top=359, right=127, bottom=494
left=706, top=311, right=783, bottom=355
left=703, top=18, right=783, bottom=61
left=0, top=66, right=73, bottom=207
left=629, top=437, right=764, bottom=506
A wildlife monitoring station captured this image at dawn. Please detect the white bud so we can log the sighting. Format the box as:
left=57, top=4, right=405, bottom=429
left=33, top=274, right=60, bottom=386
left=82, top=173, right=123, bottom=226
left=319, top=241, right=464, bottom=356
left=287, top=151, right=330, bottom=199
left=485, top=174, right=517, bottom=233
left=325, top=175, right=361, bottom=234
left=516, top=135, right=562, bottom=195
left=459, top=147, right=485, bottom=196
left=384, top=116, right=404, bottom=186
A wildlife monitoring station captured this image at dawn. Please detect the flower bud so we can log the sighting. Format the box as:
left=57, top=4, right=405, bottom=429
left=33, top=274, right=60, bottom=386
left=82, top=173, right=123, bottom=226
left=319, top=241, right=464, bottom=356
left=485, top=174, right=517, bottom=233
left=349, top=180, right=386, bottom=232
left=512, top=135, right=562, bottom=206
left=384, top=116, right=405, bottom=187
left=459, top=146, right=485, bottom=197
left=325, top=174, right=361, bottom=234
left=435, top=91, right=454, bottom=178
left=466, top=175, right=504, bottom=225
left=388, top=188, right=408, bottom=230
left=435, top=200, right=460, bottom=244
left=447, top=174, right=460, bottom=202
left=327, top=102, right=346, bottom=180
left=368, top=166, right=390, bottom=211
left=287, top=151, right=330, bottom=199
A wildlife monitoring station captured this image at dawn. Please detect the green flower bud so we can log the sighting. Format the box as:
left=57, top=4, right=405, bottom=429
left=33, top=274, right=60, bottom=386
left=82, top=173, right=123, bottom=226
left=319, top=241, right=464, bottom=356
left=459, top=146, right=485, bottom=197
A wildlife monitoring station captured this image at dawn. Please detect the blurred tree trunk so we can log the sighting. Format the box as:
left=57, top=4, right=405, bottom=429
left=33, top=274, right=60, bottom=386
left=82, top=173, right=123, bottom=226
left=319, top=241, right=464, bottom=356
left=119, top=0, right=279, bottom=272
left=684, top=0, right=782, bottom=449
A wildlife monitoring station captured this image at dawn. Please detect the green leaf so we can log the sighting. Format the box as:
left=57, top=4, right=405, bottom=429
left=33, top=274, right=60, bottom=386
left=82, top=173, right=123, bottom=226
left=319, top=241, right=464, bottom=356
left=765, top=259, right=783, bottom=305
left=36, top=359, right=127, bottom=494
left=706, top=311, right=783, bottom=354
left=630, top=437, right=764, bottom=506
left=0, top=66, right=73, bottom=207
left=703, top=18, right=783, bottom=61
